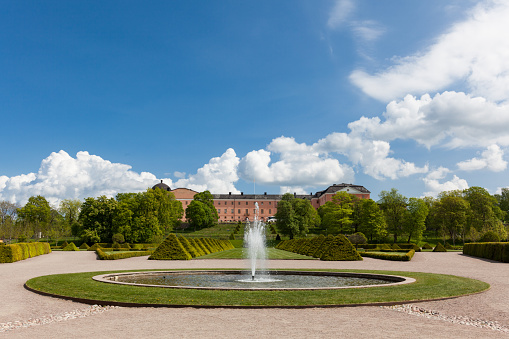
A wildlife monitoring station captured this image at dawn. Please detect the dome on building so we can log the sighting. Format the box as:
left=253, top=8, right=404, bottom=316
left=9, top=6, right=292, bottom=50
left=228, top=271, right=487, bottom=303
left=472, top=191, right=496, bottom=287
left=152, top=180, right=171, bottom=191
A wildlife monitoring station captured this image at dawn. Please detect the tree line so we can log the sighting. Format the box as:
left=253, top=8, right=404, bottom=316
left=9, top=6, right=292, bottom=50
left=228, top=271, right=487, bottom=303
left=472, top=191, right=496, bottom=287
left=1, top=186, right=508, bottom=244
left=274, top=187, right=509, bottom=243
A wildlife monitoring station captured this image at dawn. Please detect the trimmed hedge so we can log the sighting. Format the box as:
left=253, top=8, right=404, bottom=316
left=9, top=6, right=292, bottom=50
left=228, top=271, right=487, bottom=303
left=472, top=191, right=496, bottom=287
left=0, top=242, right=51, bottom=263
left=361, top=249, right=415, bottom=261
left=96, top=248, right=153, bottom=260
left=422, top=243, right=433, bottom=250
left=463, top=242, right=509, bottom=263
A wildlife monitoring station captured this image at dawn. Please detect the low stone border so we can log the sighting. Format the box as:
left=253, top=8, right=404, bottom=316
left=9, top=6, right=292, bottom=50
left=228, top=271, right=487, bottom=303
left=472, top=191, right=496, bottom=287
left=92, top=270, right=416, bottom=291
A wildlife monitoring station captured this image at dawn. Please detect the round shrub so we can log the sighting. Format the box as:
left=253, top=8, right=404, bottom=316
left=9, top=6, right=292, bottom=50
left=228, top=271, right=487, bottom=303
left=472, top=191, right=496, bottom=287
left=112, top=233, right=125, bottom=244
left=479, top=230, right=500, bottom=243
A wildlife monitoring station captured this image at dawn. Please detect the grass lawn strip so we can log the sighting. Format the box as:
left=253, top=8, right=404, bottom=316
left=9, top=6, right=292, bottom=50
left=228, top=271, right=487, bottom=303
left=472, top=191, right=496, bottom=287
left=25, top=269, right=489, bottom=307
left=198, top=248, right=316, bottom=260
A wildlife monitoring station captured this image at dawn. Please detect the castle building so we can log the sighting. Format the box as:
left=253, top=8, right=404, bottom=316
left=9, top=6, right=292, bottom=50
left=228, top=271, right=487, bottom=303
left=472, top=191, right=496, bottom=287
left=152, top=181, right=370, bottom=222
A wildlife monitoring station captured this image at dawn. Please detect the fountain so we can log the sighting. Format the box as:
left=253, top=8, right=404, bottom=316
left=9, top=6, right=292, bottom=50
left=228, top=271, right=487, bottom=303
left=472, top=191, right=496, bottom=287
left=91, top=200, right=416, bottom=291
left=243, top=202, right=267, bottom=281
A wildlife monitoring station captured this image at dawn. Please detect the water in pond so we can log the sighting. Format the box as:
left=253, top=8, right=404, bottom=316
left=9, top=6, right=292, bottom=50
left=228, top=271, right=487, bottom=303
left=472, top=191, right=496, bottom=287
left=114, top=272, right=393, bottom=289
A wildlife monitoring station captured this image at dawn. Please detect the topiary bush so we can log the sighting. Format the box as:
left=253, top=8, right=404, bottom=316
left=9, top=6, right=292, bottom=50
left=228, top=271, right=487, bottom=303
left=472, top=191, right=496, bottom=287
left=178, top=236, right=199, bottom=258
left=149, top=234, right=192, bottom=260
left=433, top=243, right=447, bottom=252
left=0, top=242, right=51, bottom=263
left=422, top=243, right=433, bottom=250
left=62, top=242, right=79, bottom=251
left=320, top=235, right=363, bottom=261
left=79, top=242, right=90, bottom=250
left=60, top=241, right=69, bottom=249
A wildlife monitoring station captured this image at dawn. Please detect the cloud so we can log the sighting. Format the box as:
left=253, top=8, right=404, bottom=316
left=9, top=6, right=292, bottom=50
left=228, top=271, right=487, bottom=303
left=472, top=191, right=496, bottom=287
left=457, top=144, right=507, bottom=172
left=0, top=151, right=163, bottom=206
left=174, top=148, right=240, bottom=194
left=238, top=137, right=355, bottom=192
left=350, top=1, right=509, bottom=102
left=422, top=169, right=469, bottom=197
left=314, top=133, right=428, bottom=180
left=327, top=0, right=355, bottom=29
left=351, top=20, right=385, bottom=41
left=348, top=92, right=509, bottom=149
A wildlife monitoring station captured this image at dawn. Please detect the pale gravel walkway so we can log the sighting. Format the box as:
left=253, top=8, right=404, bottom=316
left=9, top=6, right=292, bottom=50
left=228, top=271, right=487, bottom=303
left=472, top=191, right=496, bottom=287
left=0, top=251, right=508, bottom=338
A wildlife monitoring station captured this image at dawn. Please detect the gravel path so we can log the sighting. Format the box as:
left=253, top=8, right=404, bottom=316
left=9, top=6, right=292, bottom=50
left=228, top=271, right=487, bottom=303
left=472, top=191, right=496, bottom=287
left=1, top=251, right=508, bottom=338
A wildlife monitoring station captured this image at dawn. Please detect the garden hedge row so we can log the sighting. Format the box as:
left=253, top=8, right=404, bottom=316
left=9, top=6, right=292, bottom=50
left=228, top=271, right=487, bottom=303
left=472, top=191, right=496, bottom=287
left=463, top=242, right=509, bottom=263
left=360, top=249, right=416, bottom=261
left=148, top=234, right=234, bottom=260
left=0, top=242, right=51, bottom=263
left=95, top=248, right=153, bottom=260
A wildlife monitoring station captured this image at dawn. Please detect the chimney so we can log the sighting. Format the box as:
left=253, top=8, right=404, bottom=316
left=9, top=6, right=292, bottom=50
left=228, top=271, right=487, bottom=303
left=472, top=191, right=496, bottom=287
left=264, top=192, right=267, bottom=195
left=241, top=192, right=244, bottom=195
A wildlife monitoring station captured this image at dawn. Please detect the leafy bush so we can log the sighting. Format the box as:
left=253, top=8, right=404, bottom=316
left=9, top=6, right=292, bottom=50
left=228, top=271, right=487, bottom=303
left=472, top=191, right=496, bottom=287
left=479, top=230, right=501, bottom=243
left=112, top=233, right=125, bottom=244
left=60, top=241, right=69, bottom=249
left=348, top=232, right=367, bottom=248
left=391, top=243, right=401, bottom=250
left=178, top=236, right=199, bottom=258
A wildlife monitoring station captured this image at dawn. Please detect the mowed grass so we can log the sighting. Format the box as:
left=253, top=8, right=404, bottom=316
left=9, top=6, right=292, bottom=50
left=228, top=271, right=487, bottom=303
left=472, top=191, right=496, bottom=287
left=196, top=248, right=317, bottom=260
left=26, top=268, right=489, bottom=307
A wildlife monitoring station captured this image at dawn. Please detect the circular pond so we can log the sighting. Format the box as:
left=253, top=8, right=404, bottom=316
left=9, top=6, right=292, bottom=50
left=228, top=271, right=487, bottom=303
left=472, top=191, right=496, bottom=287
left=93, top=270, right=415, bottom=290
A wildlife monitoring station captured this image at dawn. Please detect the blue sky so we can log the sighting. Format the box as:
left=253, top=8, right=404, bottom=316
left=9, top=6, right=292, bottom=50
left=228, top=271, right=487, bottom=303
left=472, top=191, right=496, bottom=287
left=1, top=0, right=508, bottom=206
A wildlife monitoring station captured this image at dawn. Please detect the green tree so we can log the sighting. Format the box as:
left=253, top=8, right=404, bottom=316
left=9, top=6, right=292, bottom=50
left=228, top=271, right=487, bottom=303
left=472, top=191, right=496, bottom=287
left=434, top=195, right=469, bottom=245
left=0, top=201, right=19, bottom=243
left=355, top=198, right=387, bottom=242
left=378, top=189, right=408, bottom=243
left=319, top=192, right=355, bottom=235
left=463, top=186, right=501, bottom=234
left=78, top=196, right=118, bottom=243
left=185, top=190, right=217, bottom=230
left=403, top=198, right=429, bottom=243
left=275, top=193, right=316, bottom=239
left=17, top=195, right=51, bottom=239
left=56, top=199, right=82, bottom=243
left=494, top=187, right=509, bottom=222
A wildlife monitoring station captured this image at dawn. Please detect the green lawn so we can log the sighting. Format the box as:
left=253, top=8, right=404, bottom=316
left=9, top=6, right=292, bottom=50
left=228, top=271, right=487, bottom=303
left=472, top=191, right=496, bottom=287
left=197, top=248, right=317, bottom=260
left=26, top=268, right=489, bottom=307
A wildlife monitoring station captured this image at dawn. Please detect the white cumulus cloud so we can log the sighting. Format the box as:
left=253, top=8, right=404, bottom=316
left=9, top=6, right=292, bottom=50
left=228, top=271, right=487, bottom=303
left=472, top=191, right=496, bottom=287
left=422, top=168, right=469, bottom=197
left=348, top=92, right=509, bottom=149
left=0, top=151, right=163, bottom=206
left=350, top=1, right=509, bottom=102
left=457, top=144, right=507, bottom=172
left=174, top=148, right=240, bottom=194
